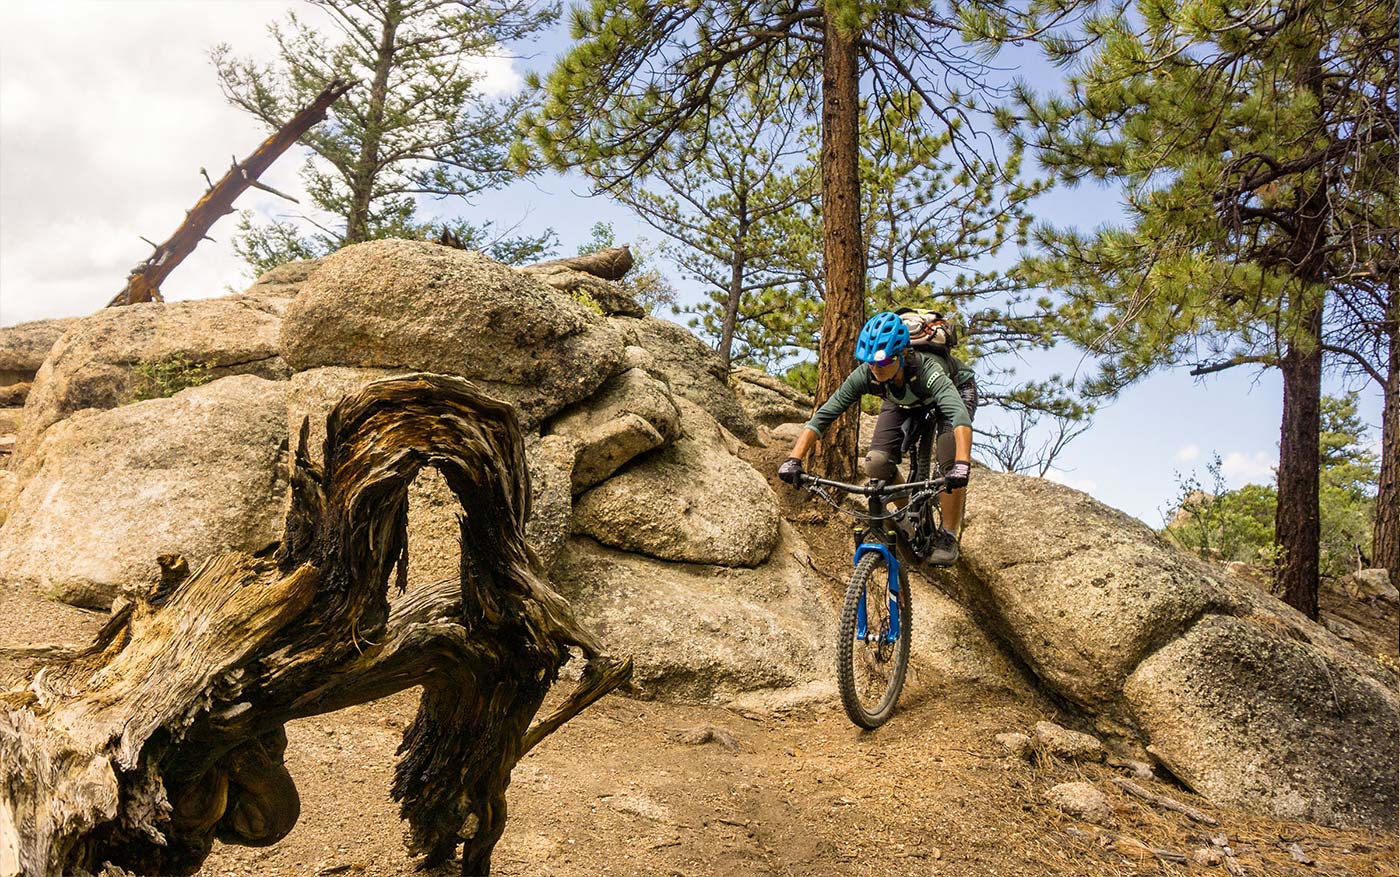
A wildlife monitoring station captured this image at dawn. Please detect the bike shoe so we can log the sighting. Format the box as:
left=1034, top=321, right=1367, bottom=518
left=925, top=528, right=960, bottom=566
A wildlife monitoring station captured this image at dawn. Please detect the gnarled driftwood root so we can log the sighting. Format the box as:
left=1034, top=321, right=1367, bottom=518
left=0, top=373, right=631, bottom=877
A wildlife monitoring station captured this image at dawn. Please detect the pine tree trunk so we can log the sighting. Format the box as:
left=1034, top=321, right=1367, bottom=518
left=345, top=0, right=400, bottom=245
left=719, top=204, right=749, bottom=369
left=814, top=12, right=864, bottom=482
left=720, top=247, right=745, bottom=369
left=1275, top=306, right=1323, bottom=619
left=1373, top=299, right=1399, bottom=580
left=1273, top=45, right=1329, bottom=620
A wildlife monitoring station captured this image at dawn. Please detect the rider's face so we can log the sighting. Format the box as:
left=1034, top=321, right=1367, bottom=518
left=869, top=357, right=900, bottom=383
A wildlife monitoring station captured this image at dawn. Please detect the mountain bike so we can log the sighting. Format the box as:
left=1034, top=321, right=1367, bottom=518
left=796, top=412, right=947, bottom=728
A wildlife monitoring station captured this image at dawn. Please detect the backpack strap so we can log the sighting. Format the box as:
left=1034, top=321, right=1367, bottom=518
left=902, top=352, right=936, bottom=404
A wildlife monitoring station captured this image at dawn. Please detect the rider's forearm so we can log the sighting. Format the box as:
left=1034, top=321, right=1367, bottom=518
left=804, top=368, right=866, bottom=437
left=953, top=424, right=972, bottom=462
left=788, top=427, right=818, bottom=461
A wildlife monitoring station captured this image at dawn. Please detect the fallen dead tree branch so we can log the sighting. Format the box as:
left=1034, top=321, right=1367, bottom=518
left=522, top=245, right=634, bottom=281
left=1111, top=777, right=1219, bottom=826
left=0, top=373, right=631, bottom=877
left=108, top=78, right=353, bottom=308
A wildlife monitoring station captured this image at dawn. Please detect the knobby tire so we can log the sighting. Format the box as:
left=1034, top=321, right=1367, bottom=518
left=837, top=552, right=911, bottom=729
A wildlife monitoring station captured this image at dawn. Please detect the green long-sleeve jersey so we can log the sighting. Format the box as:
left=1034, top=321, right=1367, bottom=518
left=804, top=352, right=973, bottom=438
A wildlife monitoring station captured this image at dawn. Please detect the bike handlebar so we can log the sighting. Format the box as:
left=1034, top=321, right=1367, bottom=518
left=798, top=473, right=947, bottom=496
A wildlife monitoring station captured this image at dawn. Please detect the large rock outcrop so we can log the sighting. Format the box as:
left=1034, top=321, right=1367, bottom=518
left=552, top=523, right=835, bottom=701
left=14, top=296, right=291, bottom=460
left=0, top=317, right=78, bottom=385
left=731, top=366, right=812, bottom=428
left=519, top=262, right=647, bottom=318
left=545, top=366, right=682, bottom=493
left=1124, top=614, right=1397, bottom=828
left=280, top=240, right=626, bottom=430
left=572, top=399, right=779, bottom=567
left=612, top=316, right=758, bottom=444
left=238, top=257, right=323, bottom=309
left=949, top=467, right=1398, bottom=830
left=1, top=240, right=1391, bottom=836
left=0, top=375, right=288, bottom=609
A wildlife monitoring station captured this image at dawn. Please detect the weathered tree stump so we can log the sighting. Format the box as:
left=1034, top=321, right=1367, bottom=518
left=0, top=374, right=631, bottom=877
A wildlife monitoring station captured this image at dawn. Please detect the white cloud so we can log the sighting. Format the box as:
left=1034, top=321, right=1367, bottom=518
left=0, top=1, right=528, bottom=326
left=467, top=50, right=526, bottom=98
left=1220, top=451, right=1276, bottom=486
left=1044, top=469, right=1099, bottom=495
left=1174, top=443, right=1200, bottom=463
left=0, top=1, right=304, bottom=324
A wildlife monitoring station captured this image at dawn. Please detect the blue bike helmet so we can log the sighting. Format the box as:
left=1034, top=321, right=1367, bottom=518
left=855, top=311, right=910, bottom=363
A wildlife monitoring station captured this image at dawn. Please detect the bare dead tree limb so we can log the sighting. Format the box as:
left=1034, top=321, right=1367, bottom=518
left=107, top=78, right=353, bottom=308
left=1110, top=777, right=1219, bottom=826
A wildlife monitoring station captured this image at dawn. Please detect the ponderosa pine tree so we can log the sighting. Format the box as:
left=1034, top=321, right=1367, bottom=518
left=843, top=92, right=1088, bottom=452
left=522, top=0, right=1057, bottom=479
left=213, top=0, right=558, bottom=269
left=1017, top=0, right=1396, bottom=617
left=605, top=84, right=820, bottom=368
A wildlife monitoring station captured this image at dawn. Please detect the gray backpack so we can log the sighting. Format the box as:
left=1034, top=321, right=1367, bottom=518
left=895, top=307, right=958, bottom=353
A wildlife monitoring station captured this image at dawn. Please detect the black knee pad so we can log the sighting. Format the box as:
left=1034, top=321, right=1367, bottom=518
left=862, top=450, right=898, bottom=481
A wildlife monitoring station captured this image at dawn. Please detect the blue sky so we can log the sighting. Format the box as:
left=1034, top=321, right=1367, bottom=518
left=0, top=0, right=1382, bottom=525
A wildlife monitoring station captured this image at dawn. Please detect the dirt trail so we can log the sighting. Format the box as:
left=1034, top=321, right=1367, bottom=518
left=201, top=675, right=1395, bottom=877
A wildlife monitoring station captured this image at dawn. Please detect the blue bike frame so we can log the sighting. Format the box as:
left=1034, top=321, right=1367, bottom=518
left=852, top=542, right=901, bottom=643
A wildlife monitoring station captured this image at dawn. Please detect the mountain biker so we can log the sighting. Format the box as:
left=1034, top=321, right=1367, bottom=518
left=777, top=311, right=976, bottom=565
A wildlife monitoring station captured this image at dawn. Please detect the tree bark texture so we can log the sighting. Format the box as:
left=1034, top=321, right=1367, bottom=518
left=1373, top=299, right=1399, bottom=580
left=720, top=208, right=749, bottom=369
left=814, top=12, right=865, bottom=482
left=1275, top=306, right=1324, bottom=618
left=109, top=79, right=352, bottom=308
left=0, top=374, right=631, bottom=877
left=345, top=0, right=400, bottom=245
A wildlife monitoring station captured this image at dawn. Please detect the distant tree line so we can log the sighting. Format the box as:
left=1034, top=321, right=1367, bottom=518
left=1165, top=397, right=1380, bottom=581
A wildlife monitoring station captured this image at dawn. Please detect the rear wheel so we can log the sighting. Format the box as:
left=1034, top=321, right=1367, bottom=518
left=836, top=551, right=911, bottom=728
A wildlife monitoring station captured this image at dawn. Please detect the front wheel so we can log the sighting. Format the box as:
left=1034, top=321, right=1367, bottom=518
left=836, top=551, right=911, bottom=728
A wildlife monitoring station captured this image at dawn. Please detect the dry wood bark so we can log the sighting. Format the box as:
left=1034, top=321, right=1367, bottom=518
left=814, top=11, right=865, bottom=483
left=522, top=246, right=635, bottom=281
left=0, top=374, right=631, bottom=877
left=107, top=79, right=353, bottom=308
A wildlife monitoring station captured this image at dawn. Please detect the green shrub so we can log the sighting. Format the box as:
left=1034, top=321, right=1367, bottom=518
left=781, top=361, right=817, bottom=397
left=567, top=288, right=604, bottom=315
left=130, top=354, right=215, bottom=402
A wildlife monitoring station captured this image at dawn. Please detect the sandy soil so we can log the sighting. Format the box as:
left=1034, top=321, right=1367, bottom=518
left=200, top=676, right=1396, bottom=877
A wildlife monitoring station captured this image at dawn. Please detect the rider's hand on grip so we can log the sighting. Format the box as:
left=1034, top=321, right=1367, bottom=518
left=778, top=457, right=804, bottom=485
left=945, top=460, right=970, bottom=490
